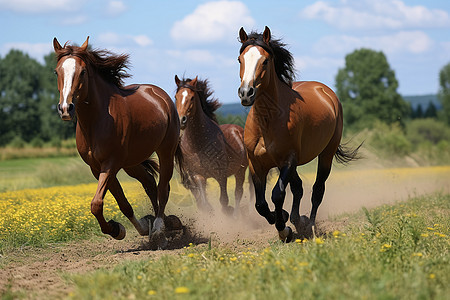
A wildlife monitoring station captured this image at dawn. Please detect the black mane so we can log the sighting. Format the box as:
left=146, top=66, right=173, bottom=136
left=240, top=31, right=296, bottom=86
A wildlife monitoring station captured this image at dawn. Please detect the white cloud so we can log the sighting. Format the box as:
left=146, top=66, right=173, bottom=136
left=0, top=0, right=85, bottom=13
left=59, top=15, right=88, bottom=25
left=106, top=1, right=127, bottom=17
left=171, top=0, right=255, bottom=44
left=300, top=0, right=450, bottom=30
left=1, top=42, right=52, bottom=63
left=98, top=32, right=153, bottom=48
left=313, top=31, right=433, bottom=55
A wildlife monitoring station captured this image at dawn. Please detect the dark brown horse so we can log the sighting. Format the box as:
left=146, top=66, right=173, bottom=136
left=237, top=27, right=360, bottom=241
left=174, top=75, right=251, bottom=217
left=53, top=37, right=182, bottom=249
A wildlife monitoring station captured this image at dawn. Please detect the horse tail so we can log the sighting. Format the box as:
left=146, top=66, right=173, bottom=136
left=334, top=141, right=363, bottom=165
left=141, top=157, right=160, bottom=178
left=174, top=142, right=190, bottom=188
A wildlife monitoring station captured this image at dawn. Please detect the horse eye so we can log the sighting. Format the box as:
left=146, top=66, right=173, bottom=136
left=262, top=59, right=268, bottom=66
left=53, top=70, right=58, bottom=76
left=80, top=69, right=86, bottom=76
left=237, top=57, right=241, bottom=63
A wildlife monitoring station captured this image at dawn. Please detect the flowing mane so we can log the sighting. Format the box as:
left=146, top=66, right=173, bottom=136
left=54, top=43, right=131, bottom=87
left=176, top=77, right=221, bottom=122
left=239, top=31, right=296, bottom=87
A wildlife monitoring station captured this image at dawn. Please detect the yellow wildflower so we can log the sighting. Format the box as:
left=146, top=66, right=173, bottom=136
left=148, top=290, right=156, bottom=295
left=315, top=237, right=324, bottom=245
left=175, top=287, right=190, bottom=294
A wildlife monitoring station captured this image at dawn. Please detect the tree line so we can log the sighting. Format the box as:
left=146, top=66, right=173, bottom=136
left=1, top=47, right=450, bottom=147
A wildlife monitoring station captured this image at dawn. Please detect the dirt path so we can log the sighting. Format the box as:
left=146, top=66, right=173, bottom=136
left=1, top=165, right=449, bottom=299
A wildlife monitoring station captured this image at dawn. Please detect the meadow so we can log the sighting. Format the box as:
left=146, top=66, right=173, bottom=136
left=67, top=194, right=450, bottom=299
left=0, top=157, right=449, bottom=299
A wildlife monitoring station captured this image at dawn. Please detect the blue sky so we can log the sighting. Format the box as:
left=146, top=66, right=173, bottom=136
left=1, top=0, right=449, bottom=104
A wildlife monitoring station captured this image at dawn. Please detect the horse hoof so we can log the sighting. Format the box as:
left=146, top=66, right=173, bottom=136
left=278, top=226, right=293, bottom=243
left=149, top=231, right=168, bottom=250
left=164, top=215, right=183, bottom=231
left=222, top=205, right=234, bottom=216
left=108, top=220, right=126, bottom=240
left=138, top=215, right=155, bottom=236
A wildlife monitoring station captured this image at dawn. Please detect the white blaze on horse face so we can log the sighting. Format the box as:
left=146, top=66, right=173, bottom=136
left=242, top=47, right=263, bottom=87
left=61, top=58, right=76, bottom=110
left=181, top=90, right=188, bottom=106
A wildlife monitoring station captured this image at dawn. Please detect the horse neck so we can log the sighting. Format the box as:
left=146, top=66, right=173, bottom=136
left=252, top=66, right=285, bottom=124
left=183, top=95, right=218, bottom=142
left=76, top=74, right=114, bottom=132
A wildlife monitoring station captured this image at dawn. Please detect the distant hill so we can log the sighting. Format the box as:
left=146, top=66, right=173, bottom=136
left=403, top=94, right=441, bottom=109
left=217, top=94, right=441, bottom=116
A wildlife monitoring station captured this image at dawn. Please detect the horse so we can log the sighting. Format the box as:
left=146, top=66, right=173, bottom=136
left=237, top=27, right=360, bottom=242
left=53, top=37, right=183, bottom=249
left=174, top=75, right=251, bottom=217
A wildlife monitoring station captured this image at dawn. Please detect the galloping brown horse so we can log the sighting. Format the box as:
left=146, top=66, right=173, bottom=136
left=174, top=76, right=251, bottom=217
left=237, top=27, right=360, bottom=241
left=53, top=37, right=182, bottom=249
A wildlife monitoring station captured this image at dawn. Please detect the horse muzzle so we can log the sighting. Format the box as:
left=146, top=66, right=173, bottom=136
left=238, top=86, right=256, bottom=106
left=179, top=115, right=187, bottom=130
left=57, top=103, right=75, bottom=121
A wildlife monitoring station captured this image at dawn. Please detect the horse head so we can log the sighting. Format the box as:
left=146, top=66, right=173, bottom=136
left=53, top=36, right=90, bottom=121
left=237, top=26, right=273, bottom=106
left=174, top=75, right=199, bottom=130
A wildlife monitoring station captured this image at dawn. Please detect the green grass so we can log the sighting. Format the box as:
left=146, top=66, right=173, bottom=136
left=0, top=157, right=96, bottom=192
left=68, top=193, right=449, bottom=300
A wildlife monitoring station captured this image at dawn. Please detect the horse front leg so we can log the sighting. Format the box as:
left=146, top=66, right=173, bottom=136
left=91, top=171, right=126, bottom=240
left=250, top=163, right=274, bottom=224
left=271, top=163, right=296, bottom=243
left=218, top=177, right=233, bottom=216
left=191, top=175, right=213, bottom=213
left=108, top=176, right=151, bottom=237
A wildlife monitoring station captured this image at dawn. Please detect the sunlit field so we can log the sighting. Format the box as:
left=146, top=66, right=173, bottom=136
left=0, top=164, right=449, bottom=299
left=69, top=193, right=449, bottom=300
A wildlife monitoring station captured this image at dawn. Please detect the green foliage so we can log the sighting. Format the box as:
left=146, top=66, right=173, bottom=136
left=406, top=119, right=450, bottom=145
left=216, top=112, right=246, bottom=127
left=30, top=137, right=44, bottom=148
left=336, top=48, right=410, bottom=129
left=367, top=122, right=412, bottom=157
left=68, top=193, right=450, bottom=300
left=0, top=50, right=75, bottom=146
left=7, top=136, right=25, bottom=148
left=438, top=62, right=450, bottom=124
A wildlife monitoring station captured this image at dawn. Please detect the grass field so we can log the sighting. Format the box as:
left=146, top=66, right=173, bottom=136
left=0, top=160, right=449, bottom=299
left=66, top=193, right=449, bottom=299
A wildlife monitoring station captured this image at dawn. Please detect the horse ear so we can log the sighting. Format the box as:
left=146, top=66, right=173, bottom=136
left=175, top=75, right=181, bottom=86
left=263, top=26, right=271, bottom=44
left=190, top=76, right=198, bottom=88
left=80, top=36, right=89, bottom=51
left=53, top=37, right=63, bottom=52
left=239, top=27, right=248, bottom=43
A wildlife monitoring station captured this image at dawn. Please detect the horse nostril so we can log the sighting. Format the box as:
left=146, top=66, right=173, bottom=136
left=181, top=116, right=187, bottom=125
left=238, top=87, right=243, bottom=98
left=247, top=87, right=255, bottom=97
left=68, top=103, right=74, bottom=112
left=57, top=104, right=62, bottom=113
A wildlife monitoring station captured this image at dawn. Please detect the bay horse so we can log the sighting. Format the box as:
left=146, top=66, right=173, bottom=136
left=53, top=37, right=182, bottom=249
left=237, top=27, right=360, bottom=241
left=174, top=75, right=251, bottom=217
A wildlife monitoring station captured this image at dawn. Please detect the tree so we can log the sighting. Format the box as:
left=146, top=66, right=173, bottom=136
left=335, top=48, right=409, bottom=129
left=0, top=50, right=75, bottom=146
left=0, top=50, right=42, bottom=145
left=438, top=62, right=450, bottom=125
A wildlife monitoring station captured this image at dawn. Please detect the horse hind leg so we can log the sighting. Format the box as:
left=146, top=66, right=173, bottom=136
left=123, top=163, right=159, bottom=236
left=309, top=153, right=333, bottom=237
